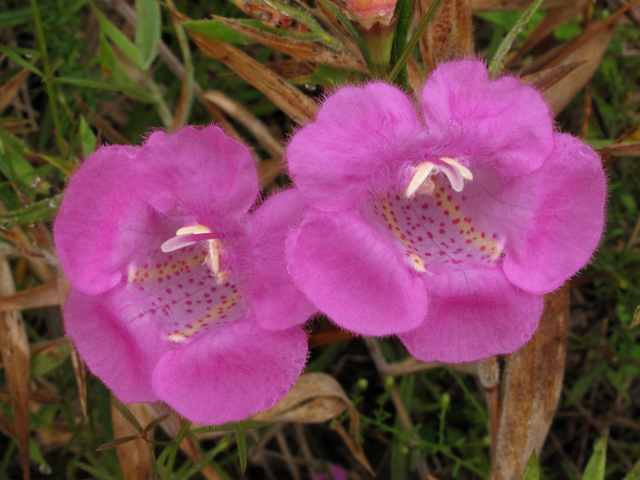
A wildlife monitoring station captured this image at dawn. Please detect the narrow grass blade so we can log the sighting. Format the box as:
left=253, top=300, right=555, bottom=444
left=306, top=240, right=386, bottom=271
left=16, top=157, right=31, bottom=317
left=390, top=0, right=414, bottom=90
left=235, top=422, right=247, bottom=473
left=487, top=0, right=545, bottom=75
left=110, top=396, right=143, bottom=432
left=388, top=0, right=445, bottom=82
left=136, top=0, right=161, bottom=70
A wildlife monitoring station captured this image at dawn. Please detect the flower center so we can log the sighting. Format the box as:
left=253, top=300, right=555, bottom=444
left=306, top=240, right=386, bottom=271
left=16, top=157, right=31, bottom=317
left=161, top=225, right=230, bottom=284
left=405, top=157, right=473, bottom=198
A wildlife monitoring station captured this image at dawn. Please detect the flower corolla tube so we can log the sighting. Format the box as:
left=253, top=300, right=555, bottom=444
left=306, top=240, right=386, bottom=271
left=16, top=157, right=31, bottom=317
left=284, top=61, right=606, bottom=363
left=55, top=126, right=316, bottom=425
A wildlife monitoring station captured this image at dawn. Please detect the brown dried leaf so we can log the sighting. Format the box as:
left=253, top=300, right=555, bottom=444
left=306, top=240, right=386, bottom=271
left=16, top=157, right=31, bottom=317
left=172, top=10, right=316, bottom=124
left=386, top=356, right=477, bottom=376
left=0, top=68, right=30, bottom=112
left=263, top=59, right=317, bottom=81
left=202, top=90, right=283, bottom=157
left=252, top=373, right=373, bottom=474
left=251, top=373, right=350, bottom=424
left=0, top=258, right=30, bottom=480
left=596, top=141, right=640, bottom=157
left=211, top=16, right=367, bottom=72
left=110, top=397, right=156, bottom=480
left=509, top=0, right=590, bottom=64
left=541, top=21, right=614, bottom=113
left=489, top=285, right=570, bottom=480
left=521, top=61, right=586, bottom=92
left=0, top=281, right=60, bottom=312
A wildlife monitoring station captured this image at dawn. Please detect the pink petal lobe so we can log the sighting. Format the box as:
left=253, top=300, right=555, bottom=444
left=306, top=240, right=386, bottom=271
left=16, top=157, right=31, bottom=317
left=54, top=145, right=160, bottom=295
left=248, top=189, right=318, bottom=330
left=399, top=266, right=543, bottom=363
left=287, top=83, right=422, bottom=212
left=502, top=133, right=607, bottom=294
left=286, top=209, right=428, bottom=336
left=421, top=61, right=554, bottom=176
left=132, top=126, right=258, bottom=219
left=64, top=288, right=170, bottom=403
left=151, top=318, right=308, bottom=425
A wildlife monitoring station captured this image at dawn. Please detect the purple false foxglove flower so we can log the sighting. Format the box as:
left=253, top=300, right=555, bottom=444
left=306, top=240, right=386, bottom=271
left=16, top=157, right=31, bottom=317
left=284, top=61, right=606, bottom=363
left=54, top=126, right=316, bottom=425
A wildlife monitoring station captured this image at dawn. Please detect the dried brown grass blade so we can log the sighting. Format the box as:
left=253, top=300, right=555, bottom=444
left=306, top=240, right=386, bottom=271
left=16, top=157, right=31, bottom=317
left=110, top=397, right=155, bottom=480
left=252, top=373, right=373, bottom=474
left=170, top=10, right=316, bottom=124
left=489, top=284, right=570, bottom=480
left=407, top=56, right=424, bottom=98
left=596, top=142, right=640, bottom=157
left=521, top=61, right=586, bottom=92
left=0, top=258, right=31, bottom=480
left=202, top=90, right=283, bottom=157
left=0, top=281, right=60, bottom=312
left=211, top=16, right=367, bottom=72
left=258, top=158, right=284, bottom=188
left=263, top=60, right=317, bottom=81
left=541, top=24, right=614, bottom=113
left=0, top=68, right=30, bottom=112
left=509, top=0, right=590, bottom=65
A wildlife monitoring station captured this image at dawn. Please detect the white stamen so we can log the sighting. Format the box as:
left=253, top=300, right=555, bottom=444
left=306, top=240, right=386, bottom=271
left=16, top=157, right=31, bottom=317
left=160, top=225, right=229, bottom=283
left=405, top=157, right=473, bottom=197
left=440, top=157, right=473, bottom=180
left=405, top=162, right=436, bottom=197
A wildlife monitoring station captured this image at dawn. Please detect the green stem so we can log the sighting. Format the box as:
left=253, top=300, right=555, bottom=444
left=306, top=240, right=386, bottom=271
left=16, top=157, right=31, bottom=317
left=487, top=0, right=545, bottom=75
left=30, top=0, right=66, bottom=156
left=387, top=0, right=445, bottom=82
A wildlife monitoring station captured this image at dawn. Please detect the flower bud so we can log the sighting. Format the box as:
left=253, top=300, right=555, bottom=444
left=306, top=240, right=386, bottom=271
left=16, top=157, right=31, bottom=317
left=346, top=0, right=398, bottom=30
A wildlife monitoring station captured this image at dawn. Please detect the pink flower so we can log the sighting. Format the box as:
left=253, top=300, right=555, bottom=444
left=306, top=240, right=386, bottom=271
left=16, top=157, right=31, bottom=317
left=285, top=61, right=606, bottom=363
left=55, top=126, right=316, bottom=424
left=314, top=464, right=348, bottom=480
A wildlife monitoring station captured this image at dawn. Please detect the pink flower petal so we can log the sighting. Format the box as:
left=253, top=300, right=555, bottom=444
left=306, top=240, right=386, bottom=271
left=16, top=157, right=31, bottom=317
left=54, top=145, right=163, bottom=295
left=248, top=189, right=318, bottom=330
left=64, top=288, right=170, bottom=403
left=132, top=126, right=258, bottom=219
left=151, top=318, right=308, bottom=425
left=287, top=83, right=422, bottom=212
left=501, top=133, right=607, bottom=293
left=286, top=209, right=428, bottom=336
left=421, top=61, right=554, bottom=176
left=399, top=266, right=543, bottom=362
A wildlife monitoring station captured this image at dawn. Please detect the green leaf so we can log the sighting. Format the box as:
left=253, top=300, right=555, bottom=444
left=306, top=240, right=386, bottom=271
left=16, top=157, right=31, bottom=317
left=582, top=431, right=608, bottom=480
left=0, top=45, right=43, bottom=76
left=184, top=19, right=276, bottom=44
left=235, top=422, right=247, bottom=473
left=96, top=435, right=141, bottom=451
left=0, top=194, right=63, bottom=228
left=31, top=342, right=70, bottom=377
left=564, top=363, right=606, bottom=407
left=111, top=396, right=143, bottom=432
left=520, top=451, right=540, bottom=480
left=93, top=6, right=143, bottom=69
left=136, top=0, right=161, bottom=69
left=78, top=115, right=97, bottom=158
left=622, top=459, right=640, bottom=480
left=390, top=0, right=414, bottom=90
left=28, top=438, right=52, bottom=475
left=388, top=0, right=444, bottom=82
